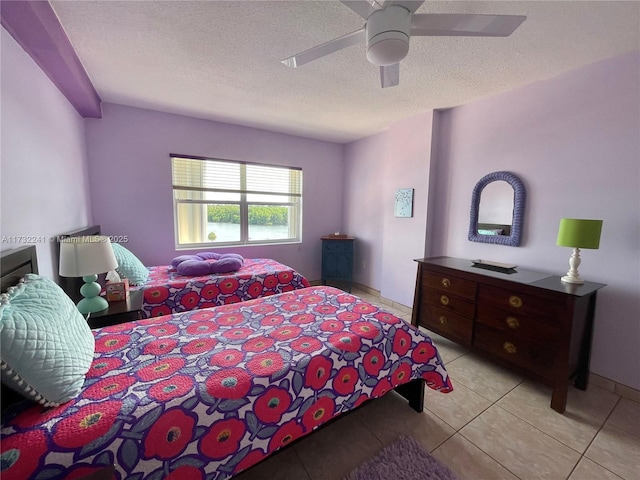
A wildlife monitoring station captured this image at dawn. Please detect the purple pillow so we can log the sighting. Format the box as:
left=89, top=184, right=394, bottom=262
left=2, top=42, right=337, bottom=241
left=171, top=253, right=244, bottom=276
left=197, top=252, right=221, bottom=261
left=171, top=255, right=198, bottom=269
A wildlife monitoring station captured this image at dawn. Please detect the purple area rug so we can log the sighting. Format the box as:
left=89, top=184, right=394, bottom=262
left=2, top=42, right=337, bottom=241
left=343, top=436, right=459, bottom=480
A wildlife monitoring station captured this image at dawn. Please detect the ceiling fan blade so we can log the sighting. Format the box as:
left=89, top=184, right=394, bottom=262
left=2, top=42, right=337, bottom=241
left=411, top=14, right=526, bottom=37
left=380, top=64, right=399, bottom=88
left=341, top=0, right=380, bottom=20
left=281, top=28, right=366, bottom=68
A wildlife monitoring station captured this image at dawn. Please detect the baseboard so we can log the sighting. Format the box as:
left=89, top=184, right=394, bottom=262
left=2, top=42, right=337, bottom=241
left=351, top=283, right=412, bottom=314
left=589, top=373, right=640, bottom=403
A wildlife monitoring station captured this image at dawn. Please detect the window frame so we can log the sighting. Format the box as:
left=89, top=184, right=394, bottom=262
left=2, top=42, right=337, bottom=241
left=171, top=154, right=303, bottom=249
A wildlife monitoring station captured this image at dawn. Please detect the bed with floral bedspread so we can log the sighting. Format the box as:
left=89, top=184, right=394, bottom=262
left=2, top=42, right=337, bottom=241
left=1, top=286, right=452, bottom=480
left=139, top=258, right=310, bottom=318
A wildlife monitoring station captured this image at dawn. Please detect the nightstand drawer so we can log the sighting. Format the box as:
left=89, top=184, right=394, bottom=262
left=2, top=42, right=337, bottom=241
left=474, top=324, right=557, bottom=378
left=424, top=289, right=475, bottom=318
left=476, top=303, right=561, bottom=346
left=478, top=285, right=563, bottom=318
left=423, top=271, right=476, bottom=301
left=322, top=240, right=353, bottom=254
left=421, top=305, right=473, bottom=347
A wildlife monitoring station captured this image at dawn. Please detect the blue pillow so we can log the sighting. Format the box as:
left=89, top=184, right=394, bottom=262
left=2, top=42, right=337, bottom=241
left=0, top=274, right=95, bottom=406
left=111, top=243, right=149, bottom=286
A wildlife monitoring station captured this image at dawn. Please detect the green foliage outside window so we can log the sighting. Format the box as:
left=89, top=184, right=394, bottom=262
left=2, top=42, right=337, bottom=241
left=208, top=205, right=288, bottom=226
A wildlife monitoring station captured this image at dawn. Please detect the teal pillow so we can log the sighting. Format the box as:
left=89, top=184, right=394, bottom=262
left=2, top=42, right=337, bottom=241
left=111, top=243, right=149, bottom=286
left=0, top=274, right=95, bottom=406
left=478, top=229, right=503, bottom=236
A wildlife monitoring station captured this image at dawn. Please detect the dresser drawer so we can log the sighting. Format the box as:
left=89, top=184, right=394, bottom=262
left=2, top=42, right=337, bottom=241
left=421, top=305, right=473, bottom=347
left=424, top=289, right=475, bottom=318
left=478, top=285, right=564, bottom=318
left=474, top=324, right=557, bottom=378
left=476, top=303, right=561, bottom=346
left=424, top=271, right=476, bottom=301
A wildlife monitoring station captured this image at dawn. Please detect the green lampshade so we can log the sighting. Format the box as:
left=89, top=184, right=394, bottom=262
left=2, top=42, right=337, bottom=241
left=556, top=219, right=603, bottom=249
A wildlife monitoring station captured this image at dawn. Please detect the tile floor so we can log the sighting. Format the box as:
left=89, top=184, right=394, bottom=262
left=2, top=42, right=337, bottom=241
left=236, top=289, right=640, bottom=480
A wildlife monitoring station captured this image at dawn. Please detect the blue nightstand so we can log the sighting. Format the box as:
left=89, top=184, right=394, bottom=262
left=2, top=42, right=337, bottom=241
left=321, top=235, right=355, bottom=292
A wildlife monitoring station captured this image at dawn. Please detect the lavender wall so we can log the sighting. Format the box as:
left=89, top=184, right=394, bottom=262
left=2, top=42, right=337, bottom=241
left=344, top=112, right=434, bottom=307
left=84, top=103, right=344, bottom=280
left=0, top=27, right=92, bottom=279
left=430, top=51, right=640, bottom=389
left=343, top=133, right=387, bottom=291
left=380, top=113, right=434, bottom=307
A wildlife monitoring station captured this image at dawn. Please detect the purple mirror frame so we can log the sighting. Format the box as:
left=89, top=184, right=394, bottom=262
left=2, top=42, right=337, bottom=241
left=468, top=171, right=526, bottom=247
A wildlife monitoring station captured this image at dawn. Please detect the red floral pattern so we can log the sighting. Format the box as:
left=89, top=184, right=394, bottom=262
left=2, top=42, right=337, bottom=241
left=246, top=352, right=285, bottom=377
left=199, top=418, right=246, bottom=460
left=84, top=374, right=135, bottom=400
left=143, top=408, right=196, bottom=460
left=139, top=258, right=310, bottom=317
left=333, top=366, right=359, bottom=396
left=268, top=419, right=304, bottom=453
left=393, top=328, right=412, bottom=356
left=148, top=375, right=194, bottom=402
left=304, top=356, right=333, bottom=390
left=254, top=386, right=292, bottom=424
left=206, top=368, right=252, bottom=399
left=0, top=428, right=48, bottom=478
left=1, top=286, right=451, bottom=480
left=52, top=400, right=122, bottom=449
left=363, top=348, right=384, bottom=376
left=302, top=396, right=336, bottom=431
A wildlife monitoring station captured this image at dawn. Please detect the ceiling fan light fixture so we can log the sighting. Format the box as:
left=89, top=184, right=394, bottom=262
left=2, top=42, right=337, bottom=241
left=365, top=5, right=411, bottom=66
left=367, top=32, right=409, bottom=66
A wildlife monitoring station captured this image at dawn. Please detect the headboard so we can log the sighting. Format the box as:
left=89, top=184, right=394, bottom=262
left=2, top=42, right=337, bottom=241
left=56, top=225, right=101, bottom=302
left=1, top=245, right=39, bottom=412
left=1, top=245, right=38, bottom=291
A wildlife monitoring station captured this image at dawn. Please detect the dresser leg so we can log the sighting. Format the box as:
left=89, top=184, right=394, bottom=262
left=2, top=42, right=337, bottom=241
left=574, top=293, right=598, bottom=391
left=550, top=385, right=568, bottom=413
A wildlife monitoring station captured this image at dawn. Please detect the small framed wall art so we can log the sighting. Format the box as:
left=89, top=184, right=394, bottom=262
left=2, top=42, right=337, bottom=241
left=394, top=188, right=414, bottom=218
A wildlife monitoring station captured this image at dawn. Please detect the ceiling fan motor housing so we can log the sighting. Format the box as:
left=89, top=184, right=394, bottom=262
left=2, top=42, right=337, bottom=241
left=366, top=5, right=411, bottom=66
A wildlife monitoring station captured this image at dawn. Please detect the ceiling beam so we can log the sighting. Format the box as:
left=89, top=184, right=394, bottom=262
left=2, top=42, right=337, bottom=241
left=1, top=1, right=102, bottom=118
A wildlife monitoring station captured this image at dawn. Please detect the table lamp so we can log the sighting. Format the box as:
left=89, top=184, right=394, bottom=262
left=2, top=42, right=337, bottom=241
left=59, top=236, right=118, bottom=314
left=556, top=218, right=603, bottom=284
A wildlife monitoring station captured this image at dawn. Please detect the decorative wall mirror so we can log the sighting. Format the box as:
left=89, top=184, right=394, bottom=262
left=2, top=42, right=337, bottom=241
left=468, top=171, right=526, bottom=246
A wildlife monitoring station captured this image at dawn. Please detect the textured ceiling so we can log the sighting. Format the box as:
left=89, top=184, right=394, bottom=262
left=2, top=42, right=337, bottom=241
left=50, top=1, right=640, bottom=143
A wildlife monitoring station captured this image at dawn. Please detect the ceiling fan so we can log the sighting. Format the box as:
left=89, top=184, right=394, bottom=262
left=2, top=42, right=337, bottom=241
left=281, top=0, right=526, bottom=88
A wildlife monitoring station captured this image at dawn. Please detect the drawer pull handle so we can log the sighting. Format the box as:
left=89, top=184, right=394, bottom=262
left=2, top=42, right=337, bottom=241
left=441, top=278, right=451, bottom=288
left=439, top=315, right=448, bottom=325
left=506, top=317, right=520, bottom=329
left=503, top=342, right=517, bottom=354
left=440, top=295, right=449, bottom=306
left=509, top=295, right=523, bottom=308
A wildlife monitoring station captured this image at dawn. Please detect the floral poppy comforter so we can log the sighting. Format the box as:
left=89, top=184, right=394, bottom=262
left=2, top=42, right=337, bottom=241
left=140, top=258, right=310, bottom=318
left=1, top=286, right=452, bottom=480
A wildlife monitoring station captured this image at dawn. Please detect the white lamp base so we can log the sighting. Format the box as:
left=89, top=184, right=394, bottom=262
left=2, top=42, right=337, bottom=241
left=561, top=247, right=585, bottom=284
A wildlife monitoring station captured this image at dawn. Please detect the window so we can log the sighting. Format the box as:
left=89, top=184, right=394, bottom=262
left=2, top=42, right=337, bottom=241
left=171, top=155, right=303, bottom=248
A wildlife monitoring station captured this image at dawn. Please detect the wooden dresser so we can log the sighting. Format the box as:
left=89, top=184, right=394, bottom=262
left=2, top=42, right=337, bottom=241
left=412, top=257, right=605, bottom=413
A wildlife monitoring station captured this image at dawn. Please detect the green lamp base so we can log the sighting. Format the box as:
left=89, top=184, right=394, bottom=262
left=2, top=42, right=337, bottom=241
left=77, top=274, right=109, bottom=315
